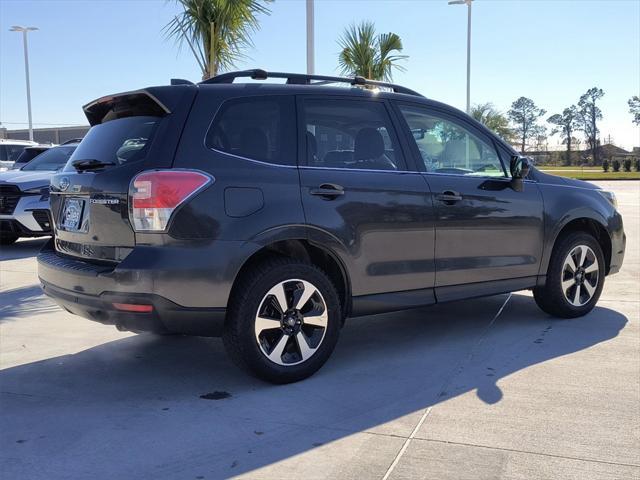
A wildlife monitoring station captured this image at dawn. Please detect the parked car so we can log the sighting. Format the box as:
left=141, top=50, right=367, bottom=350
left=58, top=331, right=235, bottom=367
left=0, top=142, right=79, bottom=244
left=10, top=145, right=52, bottom=170
left=0, top=139, right=37, bottom=171
left=37, top=70, right=625, bottom=383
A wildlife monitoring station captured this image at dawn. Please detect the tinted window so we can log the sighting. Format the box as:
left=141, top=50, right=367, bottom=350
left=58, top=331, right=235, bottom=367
left=206, top=96, right=296, bottom=166
left=21, top=146, right=76, bottom=171
left=0, top=144, right=26, bottom=162
left=302, top=99, right=404, bottom=171
left=13, top=148, right=47, bottom=167
left=64, top=116, right=159, bottom=172
left=399, top=105, right=505, bottom=177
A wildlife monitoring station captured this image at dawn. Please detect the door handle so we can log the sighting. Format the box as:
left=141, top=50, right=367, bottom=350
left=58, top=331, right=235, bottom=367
left=436, top=190, right=463, bottom=205
left=310, top=183, right=345, bottom=199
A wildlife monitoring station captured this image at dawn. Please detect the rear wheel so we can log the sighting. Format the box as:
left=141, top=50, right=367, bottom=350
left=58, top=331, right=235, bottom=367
left=223, top=257, right=341, bottom=384
left=0, top=234, right=19, bottom=245
left=533, top=232, right=605, bottom=318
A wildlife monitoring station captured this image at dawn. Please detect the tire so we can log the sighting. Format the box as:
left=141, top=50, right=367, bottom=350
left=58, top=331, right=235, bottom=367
left=533, top=232, right=605, bottom=318
left=223, top=256, right=342, bottom=384
left=0, top=234, right=19, bottom=245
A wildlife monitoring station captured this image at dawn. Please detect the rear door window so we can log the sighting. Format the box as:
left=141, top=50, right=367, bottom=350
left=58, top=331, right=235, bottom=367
left=300, top=98, right=406, bottom=171
left=64, top=116, right=159, bottom=172
left=205, top=95, right=296, bottom=166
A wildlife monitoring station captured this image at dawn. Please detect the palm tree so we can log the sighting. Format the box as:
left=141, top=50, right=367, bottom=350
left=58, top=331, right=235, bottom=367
left=165, top=0, right=272, bottom=80
left=471, top=103, right=513, bottom=142
left=337, top=21, right=407, bottom=82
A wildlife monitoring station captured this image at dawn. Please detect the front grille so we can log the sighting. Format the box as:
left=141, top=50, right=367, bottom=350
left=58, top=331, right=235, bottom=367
left=32, top=210, right=52, bottom=232
left=0, top=185, right=21, bottom=215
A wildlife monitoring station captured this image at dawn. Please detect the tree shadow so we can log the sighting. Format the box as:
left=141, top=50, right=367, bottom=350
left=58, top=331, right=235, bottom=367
left=0, top=238, right=47, bottom=262
left=0, top=293, right=628, bottom=479
left=0, top=285, right=61, bottom=323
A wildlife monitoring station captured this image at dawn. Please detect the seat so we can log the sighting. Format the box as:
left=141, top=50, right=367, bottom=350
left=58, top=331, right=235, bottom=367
left=239, top=127, right=269, bottom=161
left=353, top=128, right=396, bottom=170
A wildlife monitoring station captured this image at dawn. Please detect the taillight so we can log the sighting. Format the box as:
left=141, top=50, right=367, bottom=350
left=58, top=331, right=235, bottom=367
left=129, top=170, right=212, bottom=232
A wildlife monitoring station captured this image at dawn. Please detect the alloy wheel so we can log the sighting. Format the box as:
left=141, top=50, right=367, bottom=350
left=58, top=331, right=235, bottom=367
left=254, top=279, right=328, bottom=366
left=561, top=245, right=599, bottom=307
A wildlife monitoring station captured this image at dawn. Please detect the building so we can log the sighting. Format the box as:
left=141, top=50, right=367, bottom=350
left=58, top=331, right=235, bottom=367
left=0, top=125, right=89, bottom=144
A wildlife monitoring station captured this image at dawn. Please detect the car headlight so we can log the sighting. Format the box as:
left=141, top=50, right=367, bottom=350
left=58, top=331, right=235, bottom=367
left=24, top=186, right=50, bottom=201
left=598, top=190, right=617, bottom=208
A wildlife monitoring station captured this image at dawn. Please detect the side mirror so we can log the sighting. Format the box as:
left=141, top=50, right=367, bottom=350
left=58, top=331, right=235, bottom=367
left=509, top=156, right=531, bottom=192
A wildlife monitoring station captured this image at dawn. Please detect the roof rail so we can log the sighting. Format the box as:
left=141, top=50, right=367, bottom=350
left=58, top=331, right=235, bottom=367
left=61, top=138, right=84, bottom=145
left=200, top=69, right=423, bottom=97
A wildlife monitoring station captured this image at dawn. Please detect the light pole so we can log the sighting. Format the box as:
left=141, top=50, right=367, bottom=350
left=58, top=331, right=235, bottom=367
left=448, top=0, right=472, bottom=114
left=10, top=25, right=38, bottom=141
left=306, top=0, right=315, bottom=74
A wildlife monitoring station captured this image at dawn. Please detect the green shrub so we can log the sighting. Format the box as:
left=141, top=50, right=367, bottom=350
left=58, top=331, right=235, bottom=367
left=623, top=159, right=632, bottom=172
left=612, top=159, right=621, bottom=172
left=635, top=159, right=640, bottom=172
left=602, top=160, right=610, bottom=172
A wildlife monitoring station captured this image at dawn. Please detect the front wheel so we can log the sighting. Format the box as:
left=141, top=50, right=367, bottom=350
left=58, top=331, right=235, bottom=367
left=533, top=232, right=605, bottom=318
left=223, top=257, right=342, bottom=384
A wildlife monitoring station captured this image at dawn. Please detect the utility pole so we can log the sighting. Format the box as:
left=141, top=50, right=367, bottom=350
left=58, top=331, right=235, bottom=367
left=306, top=0, right=315, bottom=74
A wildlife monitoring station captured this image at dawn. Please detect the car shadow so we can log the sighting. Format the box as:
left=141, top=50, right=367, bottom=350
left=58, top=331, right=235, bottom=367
left=0, top=285, right=61, bottom=323
left=0, top=293, right=628, bottom=479
left=0, top=237, right=48, bottom=262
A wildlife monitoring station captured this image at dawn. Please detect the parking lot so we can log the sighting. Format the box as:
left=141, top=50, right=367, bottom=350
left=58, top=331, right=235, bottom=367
left=1, top=181, right=638, bottom=479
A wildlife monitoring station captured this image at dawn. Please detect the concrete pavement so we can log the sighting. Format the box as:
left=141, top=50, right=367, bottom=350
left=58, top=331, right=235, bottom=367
left=1, top=181, right=638, bottom=479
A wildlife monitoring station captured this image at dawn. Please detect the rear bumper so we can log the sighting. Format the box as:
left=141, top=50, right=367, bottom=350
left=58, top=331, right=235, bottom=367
left=40, top=280, right=225, bottom=335
left=37, top=240, right=235, bottom=336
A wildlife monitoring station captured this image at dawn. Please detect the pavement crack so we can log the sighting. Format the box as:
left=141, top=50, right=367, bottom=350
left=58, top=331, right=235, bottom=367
left=412, top=438, right=640, bottom=469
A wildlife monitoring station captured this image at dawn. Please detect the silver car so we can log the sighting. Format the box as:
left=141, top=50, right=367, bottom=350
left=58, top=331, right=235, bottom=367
left=0, top=142, right=78, bottom=244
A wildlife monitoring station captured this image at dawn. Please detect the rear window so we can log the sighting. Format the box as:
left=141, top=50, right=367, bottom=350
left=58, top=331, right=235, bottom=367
left=205, top=96, right=296, bottom=166
left=21, top=146, right=76, bottom=171
left=64, top=116, right=159, bottom=172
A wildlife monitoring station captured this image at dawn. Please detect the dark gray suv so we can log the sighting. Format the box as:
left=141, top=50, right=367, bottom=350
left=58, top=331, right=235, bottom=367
left=37, top=70, right=625, bottom=383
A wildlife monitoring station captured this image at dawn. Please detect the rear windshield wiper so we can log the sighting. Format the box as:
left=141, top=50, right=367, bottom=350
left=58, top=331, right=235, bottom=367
left=71, top=158, right=116, bottom=171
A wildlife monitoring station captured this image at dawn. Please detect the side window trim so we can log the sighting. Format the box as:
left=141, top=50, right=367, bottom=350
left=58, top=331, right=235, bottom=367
left=295, top=94, right=410, bottom=172
left=391, top=100, right=509, bottom=178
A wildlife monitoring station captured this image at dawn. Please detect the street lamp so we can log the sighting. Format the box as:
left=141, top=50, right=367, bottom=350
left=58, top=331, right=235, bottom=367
left=448, top=0, right=472, bottom=114
left=10, top=25, right=38, bottom=141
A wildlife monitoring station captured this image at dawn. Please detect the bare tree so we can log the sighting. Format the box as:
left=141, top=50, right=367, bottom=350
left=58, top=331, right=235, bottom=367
left=508, top=97, right=546, bottom=154
left=629, top=95, right=640, bottom=125
left=548, top=105, right=579, bottom=165
left=577, top=87, right=604, bottom=165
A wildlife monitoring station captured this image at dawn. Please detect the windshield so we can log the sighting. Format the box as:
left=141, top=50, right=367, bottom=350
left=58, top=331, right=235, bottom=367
left=21, top=146, right=77, bottom=171
left=65, top=116, right=159, bottom=171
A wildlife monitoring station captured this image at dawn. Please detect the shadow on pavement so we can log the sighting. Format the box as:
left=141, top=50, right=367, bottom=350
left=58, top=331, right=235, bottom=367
left=0, top=238, right=47, bottom=262
left=0, top=293, right=628, bottom=479
left=0, top=285, right=60, bottom=323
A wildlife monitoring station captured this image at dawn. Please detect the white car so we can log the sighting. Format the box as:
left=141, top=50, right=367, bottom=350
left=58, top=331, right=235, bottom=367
left=0, top=141, right=78, bottom=244
left=0, top=139, right=38, bottom=171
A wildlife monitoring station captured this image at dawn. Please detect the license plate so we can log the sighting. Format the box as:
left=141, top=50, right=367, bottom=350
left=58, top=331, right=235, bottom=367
left=60, top=198, right=86, bottom=232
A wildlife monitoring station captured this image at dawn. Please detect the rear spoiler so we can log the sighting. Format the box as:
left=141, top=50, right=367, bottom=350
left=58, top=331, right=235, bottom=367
left=83, top=90, right=171, bottom=126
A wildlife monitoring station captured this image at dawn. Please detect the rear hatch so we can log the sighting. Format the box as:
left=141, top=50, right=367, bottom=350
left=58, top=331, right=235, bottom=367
left=50, top=86, right=196, bottom=262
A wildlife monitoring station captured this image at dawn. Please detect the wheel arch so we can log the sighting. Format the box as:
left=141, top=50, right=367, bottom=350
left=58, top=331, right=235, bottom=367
left=545, top=215, right=612, bottom=275
left=231, top=237, right=352, bottom=319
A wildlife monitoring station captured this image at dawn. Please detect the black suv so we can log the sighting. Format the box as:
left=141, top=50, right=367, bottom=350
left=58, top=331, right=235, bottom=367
left=38, top=70, right=625, bottom=383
